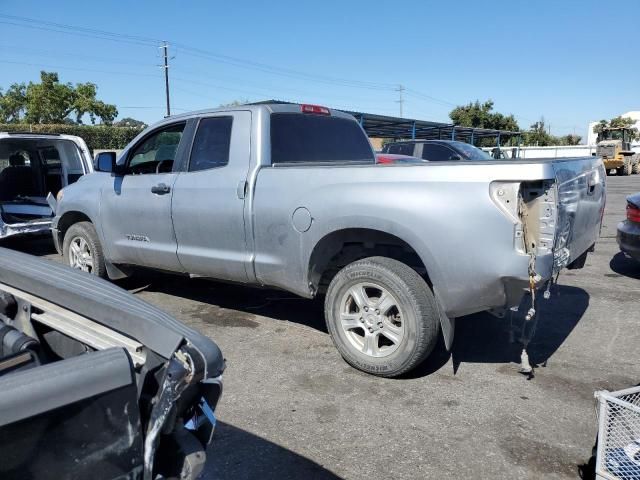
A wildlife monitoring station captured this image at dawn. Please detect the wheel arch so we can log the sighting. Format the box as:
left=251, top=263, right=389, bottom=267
left=307, top=227, right=455, bottom=350
left=308, top=228, right=430, bottom=291
left=55, top=211, right=128, bottom=280
left=55, top=211, right=94, bottom=253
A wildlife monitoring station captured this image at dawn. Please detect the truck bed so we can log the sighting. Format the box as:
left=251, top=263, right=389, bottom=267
left=252, top=156, right=605, bottom=318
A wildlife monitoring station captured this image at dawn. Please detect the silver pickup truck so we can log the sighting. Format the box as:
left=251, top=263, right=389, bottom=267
left=52, top=103, right=606, bottom=377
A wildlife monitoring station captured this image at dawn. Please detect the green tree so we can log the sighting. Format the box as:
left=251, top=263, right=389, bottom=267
left=114, top=117, right=147, bottom=128
left=521, top=118, right=582, bottom=146
left=523, top=118, right=558, bottom=146
left=449, top=100, right=520, bottom=131
left=0, top=83, right=27, bottom=123
left=593, top=116, right=639, bottom=142
left=559, top=134, right=582, bottom=145
left=0, top=71, right=117, bottom=125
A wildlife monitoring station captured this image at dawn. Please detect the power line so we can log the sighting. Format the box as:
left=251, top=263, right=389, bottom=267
left=173, top=46, right=396, bottom=91
left=0, top=14, right=396, bottom=92
left=0, top=14, right=160, bottom=46
left=0, top=44, right=155, bottom=67
left=0, top=59, right=161, bottom=78
left=404, top=88, right=457, bottom=107
left=1, top=14, right=546, bottom=124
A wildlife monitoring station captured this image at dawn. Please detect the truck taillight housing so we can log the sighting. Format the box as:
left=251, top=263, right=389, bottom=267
left=627, top=203, right=640, bottom=223
left=301, top=104, right=330, bottom=115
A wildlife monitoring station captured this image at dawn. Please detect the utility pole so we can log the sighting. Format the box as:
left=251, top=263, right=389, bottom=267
left=396, top=84, right=405, bottom=118
left=161, top=41, right=171, bottom=117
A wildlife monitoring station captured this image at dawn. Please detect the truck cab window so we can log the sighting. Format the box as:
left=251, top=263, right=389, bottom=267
left=387, top=144, right=414, bottom=156
left=421, top=144, right=457, bottom=161
left=127, top=123, right=185, bottom=175
left=189, top=117, right=233, bottom=172
left=270, top=114, right=374, bottom=164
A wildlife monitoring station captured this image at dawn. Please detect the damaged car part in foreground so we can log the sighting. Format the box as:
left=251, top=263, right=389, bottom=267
left=0, top=248, right=224, bottom=480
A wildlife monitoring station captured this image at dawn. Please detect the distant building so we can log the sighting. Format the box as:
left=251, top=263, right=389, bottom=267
left=587, top=110, right=640, bottom=146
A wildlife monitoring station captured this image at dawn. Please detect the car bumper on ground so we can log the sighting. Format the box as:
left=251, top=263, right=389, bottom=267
left=617, top=220, right=640, bottom=260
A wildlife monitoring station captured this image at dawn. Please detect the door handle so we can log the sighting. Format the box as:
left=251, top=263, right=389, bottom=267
left=236, top=180, right=247, bottom=199
left=151, top=183, right=171, bottom=195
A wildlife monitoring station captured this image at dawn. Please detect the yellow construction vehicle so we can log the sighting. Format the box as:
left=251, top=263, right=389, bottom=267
left=596, top=127, right=639, bottom=175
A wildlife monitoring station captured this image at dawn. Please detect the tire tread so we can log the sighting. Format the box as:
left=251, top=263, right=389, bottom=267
left=324, top=256, right=439, bottom=378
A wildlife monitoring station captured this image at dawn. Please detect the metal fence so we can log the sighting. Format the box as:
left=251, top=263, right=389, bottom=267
left=595, top=386, right=640, bottom=480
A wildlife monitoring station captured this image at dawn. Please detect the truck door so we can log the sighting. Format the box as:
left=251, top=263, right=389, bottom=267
left=100, top=121, right=191, bottom=271
left=171, top=111, right=252, bottom=282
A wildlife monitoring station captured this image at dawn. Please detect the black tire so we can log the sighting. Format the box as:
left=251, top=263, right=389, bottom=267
left=324, top=256, right=440, bottom=377
left=623, top=158, right=632, bottom=176
left=62, top=221, right=107, bottom=278
left=616, top=166, right=624, bottom=176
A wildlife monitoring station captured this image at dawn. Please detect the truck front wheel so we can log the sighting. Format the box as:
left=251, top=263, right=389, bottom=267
left=623, top=158, right=632, bottom=176
left=324, top=256, right=439, bottom=377
left=62, top=221, right=107, bottom=278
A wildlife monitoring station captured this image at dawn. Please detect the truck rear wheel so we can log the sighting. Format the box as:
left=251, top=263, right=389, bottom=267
left=63, top=222, right=107, bottom=278
left=324, top=256, right=439, bottom=377
left=623, top=158, right=632, bottom=176
left=632, top=161, right=640, bottom=174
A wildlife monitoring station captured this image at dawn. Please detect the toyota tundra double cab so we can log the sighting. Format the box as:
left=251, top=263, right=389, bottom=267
left=52, top=103, right=606, bottom=377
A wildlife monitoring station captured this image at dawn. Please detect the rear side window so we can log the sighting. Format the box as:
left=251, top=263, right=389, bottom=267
left=421, top=143, right=457, bottom=161
left=189, top=117, right=233, bottom=172
left=386, top=143, right=415, bottom=156
left=270, top=113, right=374, bottom=164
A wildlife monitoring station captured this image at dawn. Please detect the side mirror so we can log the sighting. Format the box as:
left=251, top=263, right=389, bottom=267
left=94, top=152, right=117, bottom=173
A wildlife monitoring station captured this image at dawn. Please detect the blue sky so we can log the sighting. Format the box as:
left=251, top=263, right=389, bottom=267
left=0, top=0, right=637, bottom=139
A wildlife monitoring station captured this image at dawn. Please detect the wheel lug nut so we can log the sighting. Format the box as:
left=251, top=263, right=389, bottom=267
left=359, top=317, right=364, bottom=323
left=375, top=309, right=380, bottom=314
left=368, top=327, right=373, bottom=333
left=364, top=306, right=369, bottom=312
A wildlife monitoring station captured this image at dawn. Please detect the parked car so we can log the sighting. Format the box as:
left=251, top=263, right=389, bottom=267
left=0, top=132, right=93, bottom=239
left=375, top=153, right=425, bottom=164
left=382, top=139, right=493, bottom=161
left=617, top=192, right=640, bottom=261
left=52, top=103, right=605, bottom=377
left=0, top=247, right=223, bottom=480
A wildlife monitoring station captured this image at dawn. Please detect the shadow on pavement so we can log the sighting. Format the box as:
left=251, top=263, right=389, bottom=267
left=5, top=237, right=591, bottom=380
left=132, top=269, right=590, bottom=380
left=406, top=284, right=590, bottom=378
left=203, top=421, right=341, bottom=480
left=0, top=235, right=57, bottom=257
left=120, top=270, right=329, bottom=333
left=609, top=251, right=640, bottom=280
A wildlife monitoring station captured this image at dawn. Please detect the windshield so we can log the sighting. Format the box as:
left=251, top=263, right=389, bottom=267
left=448, top=141, right=492, bottom=160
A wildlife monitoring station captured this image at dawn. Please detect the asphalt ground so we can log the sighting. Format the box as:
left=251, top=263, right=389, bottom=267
left=6, top=174, right=639, bottom=479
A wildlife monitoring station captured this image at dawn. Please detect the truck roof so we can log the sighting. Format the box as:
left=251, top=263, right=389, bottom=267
left=154, top=102, right=356, bottom=124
